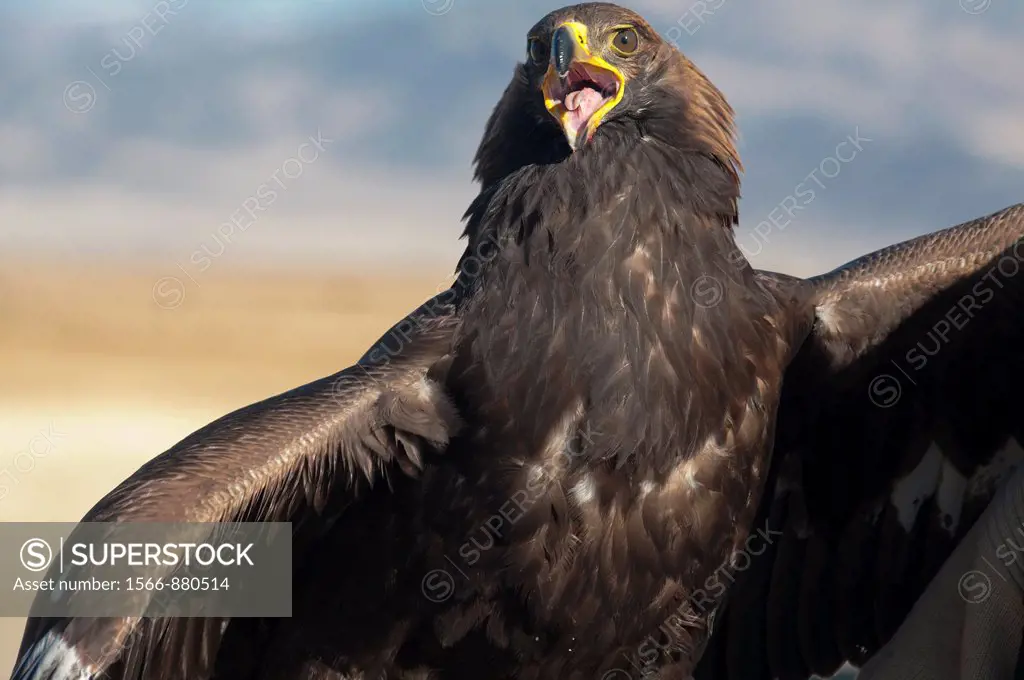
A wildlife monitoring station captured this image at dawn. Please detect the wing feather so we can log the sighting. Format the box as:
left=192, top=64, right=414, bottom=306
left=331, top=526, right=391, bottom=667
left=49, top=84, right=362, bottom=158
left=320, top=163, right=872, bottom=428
left=11, top=292, right=461, bottom=680
left=698, top=203, right=1024, bottom=678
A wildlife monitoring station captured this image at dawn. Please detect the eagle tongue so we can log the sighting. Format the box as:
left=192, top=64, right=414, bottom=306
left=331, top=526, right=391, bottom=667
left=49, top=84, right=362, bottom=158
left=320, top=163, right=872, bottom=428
left=564, top=86, right=603, bottom=113
left=563, top=87, right=604, bottom=134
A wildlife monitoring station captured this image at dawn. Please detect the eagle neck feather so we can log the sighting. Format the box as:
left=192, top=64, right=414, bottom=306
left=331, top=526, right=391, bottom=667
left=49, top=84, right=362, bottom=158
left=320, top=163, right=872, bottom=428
left=452, top=138, right=778, bottom=475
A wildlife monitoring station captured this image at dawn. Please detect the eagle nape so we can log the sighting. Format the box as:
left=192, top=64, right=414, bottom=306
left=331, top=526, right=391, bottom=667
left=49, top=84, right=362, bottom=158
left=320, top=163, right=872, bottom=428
left=11, top=3, right=1024, bottom=680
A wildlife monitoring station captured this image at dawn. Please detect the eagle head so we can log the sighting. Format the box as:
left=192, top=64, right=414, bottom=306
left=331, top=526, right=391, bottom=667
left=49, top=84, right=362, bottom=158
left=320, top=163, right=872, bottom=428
left=472, top=2, right=740, bottom=192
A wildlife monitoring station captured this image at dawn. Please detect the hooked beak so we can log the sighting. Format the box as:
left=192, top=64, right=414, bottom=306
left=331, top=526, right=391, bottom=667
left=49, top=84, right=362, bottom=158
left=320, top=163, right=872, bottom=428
left=541, top=21, right=625, bottom=151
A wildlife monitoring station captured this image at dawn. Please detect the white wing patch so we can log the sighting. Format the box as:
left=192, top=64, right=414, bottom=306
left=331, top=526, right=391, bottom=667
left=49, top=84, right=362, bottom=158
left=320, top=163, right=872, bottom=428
left=11, top=631, right=95, bottom=680
left=888, top=438, right=1024, bottom=537
left=890, top=443, right=943, bottom=532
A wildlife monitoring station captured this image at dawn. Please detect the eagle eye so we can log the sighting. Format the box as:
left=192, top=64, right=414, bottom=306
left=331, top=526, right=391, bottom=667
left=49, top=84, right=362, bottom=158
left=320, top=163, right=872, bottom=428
left=527, top=37, right=547, bottom=64
left=609, top=26, right=639, bottom=55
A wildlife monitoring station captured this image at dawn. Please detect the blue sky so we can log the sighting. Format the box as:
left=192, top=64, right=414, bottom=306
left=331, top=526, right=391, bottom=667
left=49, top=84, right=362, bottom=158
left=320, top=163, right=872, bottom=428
left=1, top=0, right=1022, bottom=277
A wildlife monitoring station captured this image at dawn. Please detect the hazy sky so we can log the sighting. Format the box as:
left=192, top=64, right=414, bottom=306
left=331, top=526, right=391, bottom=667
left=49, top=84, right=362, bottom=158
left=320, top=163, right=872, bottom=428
left=2, top=0, right=1022, bottom=277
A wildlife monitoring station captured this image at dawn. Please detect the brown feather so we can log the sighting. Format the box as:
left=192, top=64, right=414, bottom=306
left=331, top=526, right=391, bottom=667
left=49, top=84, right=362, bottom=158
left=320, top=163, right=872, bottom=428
left=13, top=3, right=1024, bottom=678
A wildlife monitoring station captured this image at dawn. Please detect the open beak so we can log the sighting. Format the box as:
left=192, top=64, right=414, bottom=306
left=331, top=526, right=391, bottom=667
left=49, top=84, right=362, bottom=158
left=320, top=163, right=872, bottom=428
left=542, top=21, right=625, bottom=151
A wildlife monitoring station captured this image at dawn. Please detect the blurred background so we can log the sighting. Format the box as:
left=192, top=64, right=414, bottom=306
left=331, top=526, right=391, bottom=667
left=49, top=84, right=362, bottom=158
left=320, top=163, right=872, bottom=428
left=1, top=0, right=1022, bottom=676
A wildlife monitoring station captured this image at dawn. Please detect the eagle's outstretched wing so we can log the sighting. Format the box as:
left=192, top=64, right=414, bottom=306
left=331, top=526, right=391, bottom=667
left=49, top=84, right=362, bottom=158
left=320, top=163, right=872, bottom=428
left=11, top=292, right=461, bottom=680
left=698, top=203, right=1024, bottom=679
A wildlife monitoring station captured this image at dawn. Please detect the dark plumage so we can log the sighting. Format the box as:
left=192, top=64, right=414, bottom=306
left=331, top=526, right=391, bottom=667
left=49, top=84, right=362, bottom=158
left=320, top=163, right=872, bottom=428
left=13, top=3, right=1024, bottom=679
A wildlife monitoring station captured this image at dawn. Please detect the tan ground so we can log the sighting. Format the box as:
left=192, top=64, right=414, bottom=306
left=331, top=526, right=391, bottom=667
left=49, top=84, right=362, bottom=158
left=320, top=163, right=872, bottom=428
left=0, top=259, right=448, bottom=675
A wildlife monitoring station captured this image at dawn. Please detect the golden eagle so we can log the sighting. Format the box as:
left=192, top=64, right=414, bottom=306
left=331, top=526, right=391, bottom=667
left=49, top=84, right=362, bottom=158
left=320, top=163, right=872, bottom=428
left=13, top=3, right=1024, bottom=678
